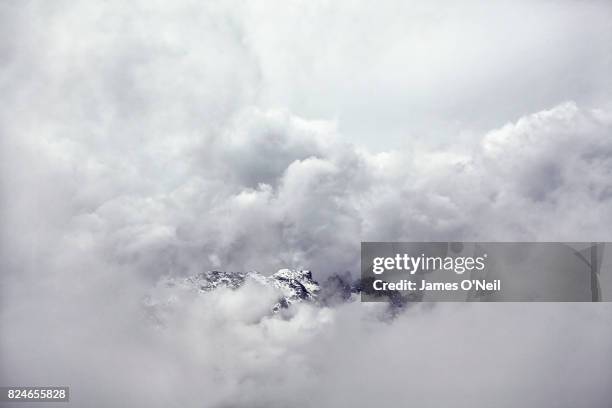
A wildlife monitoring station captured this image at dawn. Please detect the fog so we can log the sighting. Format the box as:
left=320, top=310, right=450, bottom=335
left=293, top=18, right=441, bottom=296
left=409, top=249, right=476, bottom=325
left=1, top=1, right=612, bottom=407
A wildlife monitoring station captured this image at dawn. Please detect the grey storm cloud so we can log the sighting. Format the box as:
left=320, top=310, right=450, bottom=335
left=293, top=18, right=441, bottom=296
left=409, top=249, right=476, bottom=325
left=1, top=1, right=612, bottom=407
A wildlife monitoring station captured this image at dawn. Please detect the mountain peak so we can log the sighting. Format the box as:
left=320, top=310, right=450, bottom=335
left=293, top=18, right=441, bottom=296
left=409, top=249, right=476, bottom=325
left=145, top=269, right=407, bottom=324
left=173, top=269, right=321, bottom=312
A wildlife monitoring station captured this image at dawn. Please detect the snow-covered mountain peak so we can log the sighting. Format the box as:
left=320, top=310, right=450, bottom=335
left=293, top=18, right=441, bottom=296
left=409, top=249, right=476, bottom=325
left=158, top=269, right=321, bottom=313
left=270, top=269, right=320, bottom=302
left=144, top=269, right=407, bottom=325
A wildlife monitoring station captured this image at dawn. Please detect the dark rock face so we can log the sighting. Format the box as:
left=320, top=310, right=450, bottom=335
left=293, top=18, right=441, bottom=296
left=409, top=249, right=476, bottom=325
left=318, top=272, right=357, bottom=305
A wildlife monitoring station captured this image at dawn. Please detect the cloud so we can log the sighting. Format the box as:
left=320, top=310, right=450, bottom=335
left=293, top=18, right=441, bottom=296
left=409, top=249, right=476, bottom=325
left=72, top=100, right=612, bottom=276
left=3, top=96, right=612, bottom=405
left=3, top=280, right=612, bottom=407
left=8, top=101, right=610, bottom=278
left=1, top=1, right=612, bottom=407
left=240, top=0, right=612, bottom=147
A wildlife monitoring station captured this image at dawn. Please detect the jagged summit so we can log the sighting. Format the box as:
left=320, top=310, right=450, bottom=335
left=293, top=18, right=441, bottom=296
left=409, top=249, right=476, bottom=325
left=171, top=269, right=321, bottom=312
left=270, top=269, right=320, bottom=302
left=147, top=269, right=408, bottom=317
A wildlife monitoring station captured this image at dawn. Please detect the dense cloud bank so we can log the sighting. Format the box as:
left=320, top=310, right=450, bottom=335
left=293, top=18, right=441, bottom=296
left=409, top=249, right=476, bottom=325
left=4, top=102, right=611, bottom=278
left=2, top=1, right=612, bottom=407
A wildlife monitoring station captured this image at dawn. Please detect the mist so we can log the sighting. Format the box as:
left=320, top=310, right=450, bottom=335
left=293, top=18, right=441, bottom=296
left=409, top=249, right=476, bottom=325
left=1, top=1, right=612, bottom=407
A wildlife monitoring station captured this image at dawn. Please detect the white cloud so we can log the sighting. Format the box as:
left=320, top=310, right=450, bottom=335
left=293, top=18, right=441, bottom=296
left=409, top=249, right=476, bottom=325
left=4, top=97, right=612, bottom=405
left=2, top=1, right=612, bottom=407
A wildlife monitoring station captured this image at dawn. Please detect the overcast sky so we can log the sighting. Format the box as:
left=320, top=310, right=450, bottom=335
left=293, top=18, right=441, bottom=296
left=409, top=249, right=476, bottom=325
left=1, top=1, right=612, bottom=407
